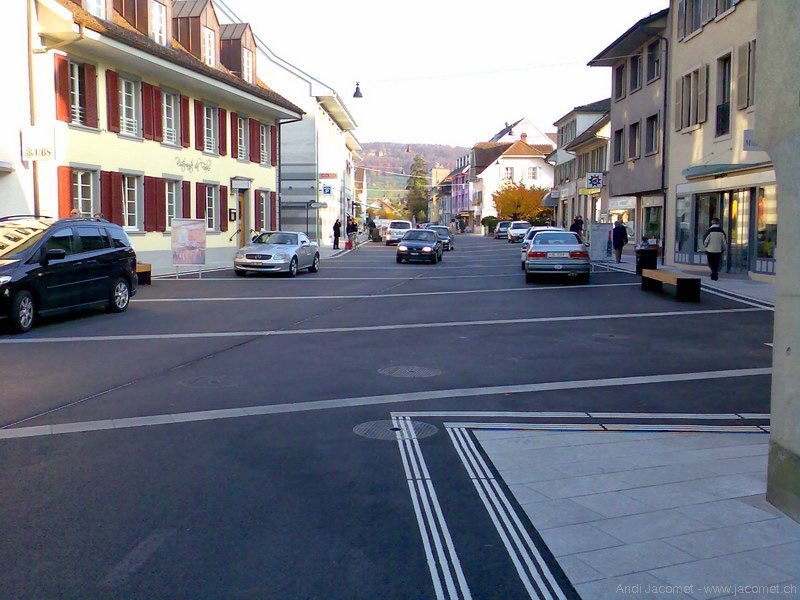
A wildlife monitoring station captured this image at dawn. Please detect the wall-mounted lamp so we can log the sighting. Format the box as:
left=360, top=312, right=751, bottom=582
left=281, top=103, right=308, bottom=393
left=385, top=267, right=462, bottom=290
left=353, top=82, right=363, bottom=98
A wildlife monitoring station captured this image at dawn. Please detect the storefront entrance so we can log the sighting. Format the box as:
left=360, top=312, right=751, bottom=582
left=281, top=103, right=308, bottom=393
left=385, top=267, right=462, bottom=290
left=237, top=190, right=248, bottom=247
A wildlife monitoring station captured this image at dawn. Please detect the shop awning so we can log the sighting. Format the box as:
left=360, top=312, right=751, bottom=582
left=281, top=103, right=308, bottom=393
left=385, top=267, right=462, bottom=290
left=542, top=193, right=559, bottom=207
left=682, top=161, right=772, bottom=180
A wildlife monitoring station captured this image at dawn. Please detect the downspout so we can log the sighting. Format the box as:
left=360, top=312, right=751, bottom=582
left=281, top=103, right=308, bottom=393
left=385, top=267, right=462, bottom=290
left=277, top=115, right=302, bottom=229
left=659, top=35, right=670, bottom=265
left=26, top=0, right=39, bottom=215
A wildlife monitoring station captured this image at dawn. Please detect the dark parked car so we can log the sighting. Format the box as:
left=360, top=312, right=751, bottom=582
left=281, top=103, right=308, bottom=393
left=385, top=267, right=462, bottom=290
left=0, top=215, right=137, bottom=333
left=396, top=229, right=443, bottom=263
left=426, top=225, right=453, bottom=250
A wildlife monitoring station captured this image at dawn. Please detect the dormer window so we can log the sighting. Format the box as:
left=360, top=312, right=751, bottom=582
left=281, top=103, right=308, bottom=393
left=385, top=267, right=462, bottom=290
left=202, top=27, right=215, bottom=67
left=149, top=1, right=167, bottom=46
left=242, top=48, right=253, bottom=84
left=85, top=0, right=105, bottom=19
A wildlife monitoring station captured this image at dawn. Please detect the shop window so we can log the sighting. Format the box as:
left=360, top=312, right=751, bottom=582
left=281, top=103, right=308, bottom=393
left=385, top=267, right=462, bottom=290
left=694, top=193, right=720, bottom=253
left=675, top=196, right=691, bottom=253
left=643, top=206, right=662, bottom=241
left=756, top=185, right=777, bottom=259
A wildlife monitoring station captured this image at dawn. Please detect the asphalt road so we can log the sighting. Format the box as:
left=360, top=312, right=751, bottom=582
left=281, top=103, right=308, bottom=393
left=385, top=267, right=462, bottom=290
left=0, top=235, right=774, bottom=599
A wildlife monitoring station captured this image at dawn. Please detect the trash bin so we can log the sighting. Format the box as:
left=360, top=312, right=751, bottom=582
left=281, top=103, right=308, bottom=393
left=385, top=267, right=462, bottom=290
left=635, top=245, right=659, bottom=275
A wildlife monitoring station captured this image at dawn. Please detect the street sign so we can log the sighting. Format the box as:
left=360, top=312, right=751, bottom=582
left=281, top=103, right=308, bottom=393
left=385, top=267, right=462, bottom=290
left=322, top=185, right=332, bottom=195
left=309, top=202, right=328, bottom=208
left=743, top=129, right=762, bottom=152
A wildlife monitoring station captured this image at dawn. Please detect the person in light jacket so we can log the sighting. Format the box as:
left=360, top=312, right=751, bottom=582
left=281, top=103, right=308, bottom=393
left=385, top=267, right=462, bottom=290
left=702, top=218, right=727, bottom=280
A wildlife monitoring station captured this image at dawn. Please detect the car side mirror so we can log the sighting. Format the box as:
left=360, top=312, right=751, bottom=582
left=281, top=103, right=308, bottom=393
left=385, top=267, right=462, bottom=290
left=585, top=242, right=590, bottom=247
left=45, top=248, right=67, bottom=262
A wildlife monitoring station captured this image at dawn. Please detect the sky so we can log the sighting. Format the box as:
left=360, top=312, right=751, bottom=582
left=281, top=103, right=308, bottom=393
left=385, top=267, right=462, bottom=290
left=219, top=0, right=669, bottom=148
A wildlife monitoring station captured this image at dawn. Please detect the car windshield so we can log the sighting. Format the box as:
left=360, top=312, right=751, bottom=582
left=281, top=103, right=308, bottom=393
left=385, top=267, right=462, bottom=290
left=532, top=232, right=582, bottom=245
left=498, top=222, right=510, bottom=228
left=511, top=222, right=530, bottom=229
left=403, top=231, right=436, bottom=242
left=262, top=233, right=298, bottom=245
left=390, top=221, right=411, bottom=230
left=428, top=227, right=449, bottom=236
left=0, top=218, right=53, bottom=259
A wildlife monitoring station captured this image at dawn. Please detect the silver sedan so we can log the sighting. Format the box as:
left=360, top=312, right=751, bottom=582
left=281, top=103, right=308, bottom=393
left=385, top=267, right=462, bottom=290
left=234, top=231, right=320, bottom=277
left=524, top=230, right=590, bottom=284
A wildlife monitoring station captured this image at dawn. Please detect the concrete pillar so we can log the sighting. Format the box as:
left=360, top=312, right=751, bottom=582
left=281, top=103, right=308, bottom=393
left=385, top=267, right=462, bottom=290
left=756, top=0, right=800, bottom=523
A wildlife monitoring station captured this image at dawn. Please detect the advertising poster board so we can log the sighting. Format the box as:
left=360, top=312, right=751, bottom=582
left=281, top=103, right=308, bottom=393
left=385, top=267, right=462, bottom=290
left=589, top=222, right=613, bottom=262
left=171, top=219, right=207, bottom=267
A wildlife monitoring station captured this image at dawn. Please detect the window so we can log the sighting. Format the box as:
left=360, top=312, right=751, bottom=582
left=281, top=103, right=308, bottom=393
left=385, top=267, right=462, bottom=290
left=614, top=63, right=626, bottom=100
left=737, top=40, right=756, bottom=110
left=716, top=54, right=732, bottom=136
left=204, top=105, right=217, bottom=153
left=202, top=27, right=215, bottom=67
left=149, top=1, right=167, bottom=46
left=69, top=62, right=86, bottom=124
left=242, top=48, right=253, bottom=84
left=165, top=180, right=179, bottom=228
left=630, top=54, right=642, bottom=92
left=676, top=65, right=708, bottom=130
left=679, top=0, right=716, bottom=39
left=613, top=128, right=625, bottom=164
left=72, top=170, right=94, bottom=216
left=628, top=122, right=640, bottom=159
left=717, top=0, right=734, bottom=13
left=646, top=40, right=661, bottom=82
left=119, top=77, right=139, bottom=136
left=526, top=167, right=538, bottom=180
left=259, top=123, right=268, bottom=164
left=108, top=228, right=132, bottom=248
left=237, top=116, right=247, bottom=160
left=687, top=0, right=703, bottom=33
left=504, top=166, right=514, bottom=180
left=756, top=185, right=777, bottom=259
left=85, top=0, right=105, bottom=19
left=77, top=226, right=109, bottom=252
left=645, top=113, right=660, bottom=154
left=694, top=193, right=720, bottom=253
left=122, top=174, right=139, bottom=230
left=45, top=228, right=75, bottom=254
left=205, top=185, right=217, bottom=230
left=675, top=196, right=691, bottom=252
left=162, top=92, right=178, bottom=144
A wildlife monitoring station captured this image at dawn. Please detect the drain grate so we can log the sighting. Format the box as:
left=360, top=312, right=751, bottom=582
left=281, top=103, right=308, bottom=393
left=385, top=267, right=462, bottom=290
left=378, top=365, right=443, bottom=378
left=353, top=420, right=438, bottom=441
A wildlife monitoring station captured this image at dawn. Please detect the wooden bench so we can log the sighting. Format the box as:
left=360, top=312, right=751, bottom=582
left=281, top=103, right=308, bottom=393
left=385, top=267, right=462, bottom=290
left=136, top=262, right=152, bottom=285
left=641, top=268, right=700, bottom=302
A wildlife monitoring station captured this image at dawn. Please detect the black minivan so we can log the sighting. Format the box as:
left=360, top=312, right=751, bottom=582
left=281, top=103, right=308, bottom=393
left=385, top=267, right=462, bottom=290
left=0, top=216, right=138, bottom=333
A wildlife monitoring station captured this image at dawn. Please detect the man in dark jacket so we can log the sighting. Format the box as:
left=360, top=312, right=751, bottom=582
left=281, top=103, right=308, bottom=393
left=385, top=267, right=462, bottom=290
left=612, top=219, right=628, bottom=263
left=702, top=217, right=727, bottom=280
left=569, top=216, right=584, bottom=238
left=346, top=218, right=357, bottom=249
left=332, top=219, right=341, bottom=249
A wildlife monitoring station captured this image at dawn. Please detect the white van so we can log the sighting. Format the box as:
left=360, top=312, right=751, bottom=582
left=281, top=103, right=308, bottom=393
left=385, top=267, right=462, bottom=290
left=384, top=220, right=413, bottom=245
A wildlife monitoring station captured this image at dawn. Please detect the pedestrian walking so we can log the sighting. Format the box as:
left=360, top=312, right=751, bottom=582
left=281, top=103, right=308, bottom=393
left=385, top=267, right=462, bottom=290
left=569, top=215, right=584, bottom=238
left=367, top=217, right=376, bottom=241
left=702, top=217, right=727, bottom=280
left=612, top=219, right=628, bottom=263
left=332, top=219, right=341, bottom=249
left=346, top=218, right=357, bottom=249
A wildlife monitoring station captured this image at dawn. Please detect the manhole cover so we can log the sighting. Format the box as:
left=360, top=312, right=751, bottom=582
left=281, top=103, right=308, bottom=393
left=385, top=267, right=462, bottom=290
left=353, top=420, right=438, bottom=441
left=177, top=375, right=239, bottom=389
left=378, top=365, right=443, bottom=378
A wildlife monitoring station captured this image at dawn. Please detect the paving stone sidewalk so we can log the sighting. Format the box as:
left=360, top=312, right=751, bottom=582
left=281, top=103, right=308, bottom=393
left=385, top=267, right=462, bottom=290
left=476, top=429, right=799, bottom=599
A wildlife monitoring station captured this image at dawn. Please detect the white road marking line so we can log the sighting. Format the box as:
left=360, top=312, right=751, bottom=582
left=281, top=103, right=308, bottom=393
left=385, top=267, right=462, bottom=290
left=396, top=411, right=592, bottom=419
left=0, top=307, right=765, bottom=344
left=764, top=343, right=773, bottom=347
left=399, top=411, right=771, bottom=422
left=737, top=413, right=771, bottom=419
left=447, top=423, right=607, bottom=431
left=0, top=368, right=772, bottom=441
left=132, top=283, right=641, bottom=304
left=700, top=287, right=774, bottom=310
left=602, top=424, right=764, bottom=432
left=157, top=273, right=522, bottom=281
left=98, top=529, right=176, bottom=588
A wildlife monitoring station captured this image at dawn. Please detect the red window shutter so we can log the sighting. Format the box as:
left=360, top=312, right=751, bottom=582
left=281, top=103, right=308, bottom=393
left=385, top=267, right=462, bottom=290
left=270, top=191, right=277, bottom=230
left=110, top=172, right=123, bottom=225
left=54, top=55, right=71, bottom=123
left=84, top=63, right=98, bottom=128
left=194, top=100, right=204, bottom=151
left=254, top=191, right=263, bottom=231
left=195, top=182, right=206, bottom=219
left=218, top=108, right=227, bottom=156
left=180, top=95, right=190, bottom=148
left=182, top=180, right=191, bottom=218
left=153, top=88, right=163, bottom=142
left=106, top=70, right=120, bottom=133
left=100, top=171, right=112, bottom=219
left=219, top=185, right=228, bottom=231
left=142, top=83, right=154, bottom=140
left=57, top=166, right=72, bottom=217
left=270, top=125, right=277, bottom=166
left=143, top=176, right=158, bottom=231
left=155, top=178, right=167, bottom=232
left=230, top=112, right=238, bottom=157
left=249, top=119, right=260, bottom=163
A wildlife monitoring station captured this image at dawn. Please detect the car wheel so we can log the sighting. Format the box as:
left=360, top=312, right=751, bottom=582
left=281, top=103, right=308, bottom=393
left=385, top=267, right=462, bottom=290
left=525, top=272, right=536, bottom=284
left=108, top=278, right=130, bottom=313
left=521, top=261, right=525, bottom=271
left=308, top=254, right=320, bottom=273
left=287, top=257, right=298, bottom=277
left=10, top=290, right=35, bottom=333
left=396, top=256, right=403, bottom=264
left=234, top=268, right=247, bottom=277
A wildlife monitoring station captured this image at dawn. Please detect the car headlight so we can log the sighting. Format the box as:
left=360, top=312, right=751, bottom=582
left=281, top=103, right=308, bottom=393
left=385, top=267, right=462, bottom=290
left=422, top=246, right=432, bottom=252
left=235, top=251, right=245, bottom=258
left=273, top=252, right=289, bottom=260
left=0, top=276, right=10, bottom=286
left=398, top=245, right=408, bottom=251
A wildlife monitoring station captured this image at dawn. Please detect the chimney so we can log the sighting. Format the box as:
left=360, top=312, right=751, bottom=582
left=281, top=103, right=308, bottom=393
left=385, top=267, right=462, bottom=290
left=520, top=132, right=528, bottom=142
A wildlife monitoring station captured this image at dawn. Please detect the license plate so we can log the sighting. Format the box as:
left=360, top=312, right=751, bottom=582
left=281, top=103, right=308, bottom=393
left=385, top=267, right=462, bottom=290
left=548, top=252, right=569, bottom=258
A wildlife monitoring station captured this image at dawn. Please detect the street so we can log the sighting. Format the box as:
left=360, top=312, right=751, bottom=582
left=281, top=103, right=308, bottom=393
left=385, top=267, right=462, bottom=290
left=0, top=235, right=777, bottom=599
